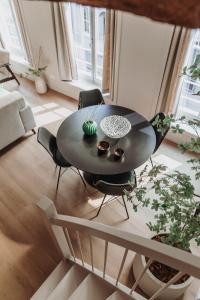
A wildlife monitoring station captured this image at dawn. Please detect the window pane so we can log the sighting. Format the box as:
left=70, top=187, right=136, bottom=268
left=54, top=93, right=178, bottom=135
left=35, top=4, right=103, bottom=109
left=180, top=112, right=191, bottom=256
left=68, top=3, right=92, bottom=78
left=176, top=29, right=200, bottom=120
left=95, top=8, right=106, bottom=81
left=83, top=7, right=90, bottom=34
left=64, top=4, right=106, bottom=84
left=0, top=0, right=27, bottom=62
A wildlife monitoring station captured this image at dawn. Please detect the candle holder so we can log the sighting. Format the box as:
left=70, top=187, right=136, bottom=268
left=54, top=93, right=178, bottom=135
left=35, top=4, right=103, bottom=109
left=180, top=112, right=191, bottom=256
left=97, top=140, right=110, bottom=155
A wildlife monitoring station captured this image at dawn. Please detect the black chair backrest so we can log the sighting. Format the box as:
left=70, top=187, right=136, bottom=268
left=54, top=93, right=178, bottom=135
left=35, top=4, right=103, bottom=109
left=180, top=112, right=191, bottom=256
left=93, top=171, right=135, bottom=196
left=94, top=180, right=134, bottom=196
left=150, top=112, right=170, bottom=153
left=37, top=127, right=57, bottom=158
left=78, top=89, right=105, bottom=109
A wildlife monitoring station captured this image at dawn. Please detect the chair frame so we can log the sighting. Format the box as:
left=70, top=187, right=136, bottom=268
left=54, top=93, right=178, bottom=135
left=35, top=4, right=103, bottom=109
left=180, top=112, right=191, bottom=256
left=37, top=127, right=86, bottom=192
left=90, top=175, right=136, bottom=220
left=0, top=63, right=20, bottom=85
left=91, top=194, right=129, bottom=220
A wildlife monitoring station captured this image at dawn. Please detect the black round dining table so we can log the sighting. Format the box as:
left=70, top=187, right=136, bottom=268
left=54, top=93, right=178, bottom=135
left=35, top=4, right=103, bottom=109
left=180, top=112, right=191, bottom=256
left=57, top=105, right=156, bottom=176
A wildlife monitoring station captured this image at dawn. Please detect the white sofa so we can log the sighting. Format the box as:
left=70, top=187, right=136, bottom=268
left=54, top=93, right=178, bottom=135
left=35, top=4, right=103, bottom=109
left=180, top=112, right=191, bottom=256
left=0, top=89, right=36, bottom=150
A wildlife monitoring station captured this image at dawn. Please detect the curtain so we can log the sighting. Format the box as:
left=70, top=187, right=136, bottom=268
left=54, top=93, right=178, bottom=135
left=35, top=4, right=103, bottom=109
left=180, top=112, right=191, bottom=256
left=12, top=0, right=34, bottom=65
left=102, top=9, right=116, bottom=94
left=157, top=27, right=191, bottom=114
left=52, top=2, right=77, bottom=81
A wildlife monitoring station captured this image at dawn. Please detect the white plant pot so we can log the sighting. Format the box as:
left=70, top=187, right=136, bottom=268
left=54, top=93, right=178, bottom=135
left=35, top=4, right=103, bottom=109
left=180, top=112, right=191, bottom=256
left=35, top=77, right=47, bottom=94
left=133, top=253, right=192, bottom=300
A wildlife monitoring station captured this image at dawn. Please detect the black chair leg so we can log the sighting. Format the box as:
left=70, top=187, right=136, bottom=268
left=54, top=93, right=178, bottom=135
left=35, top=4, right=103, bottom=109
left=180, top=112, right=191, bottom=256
left=122, top=195, right=129, bottom=220
left=76, top=168, right=87, bottom=188
left=150, top=156, right=154, bottom=167
left=92, top=194, right=107, bottom=219
left=133, top=170, right=137, bottom=187
left=32, top=128, right=36, bottom=134
left=56, top=166, right=62, bottom=191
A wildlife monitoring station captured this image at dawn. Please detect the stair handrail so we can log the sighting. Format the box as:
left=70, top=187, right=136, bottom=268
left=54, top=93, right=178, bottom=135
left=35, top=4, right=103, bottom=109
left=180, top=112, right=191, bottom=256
left=37, top=196, right=200, bottom=280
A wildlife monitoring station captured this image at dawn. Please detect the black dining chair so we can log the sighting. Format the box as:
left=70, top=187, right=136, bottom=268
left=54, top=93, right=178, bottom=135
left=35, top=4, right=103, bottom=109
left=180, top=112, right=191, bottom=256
left=37, top=127, right=85, bottom=191
left=150, top=112, right=170, bottom=166
left=85, top=171, right=136, bottom=219
left=78, top=89, right=105, bottom=109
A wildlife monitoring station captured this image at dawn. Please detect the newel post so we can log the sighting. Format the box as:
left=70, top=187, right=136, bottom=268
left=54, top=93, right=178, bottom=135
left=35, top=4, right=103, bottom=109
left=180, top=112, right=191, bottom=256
left=196, top=288, right=200, bottom=300
left=37, top=196, right=71, bottom=258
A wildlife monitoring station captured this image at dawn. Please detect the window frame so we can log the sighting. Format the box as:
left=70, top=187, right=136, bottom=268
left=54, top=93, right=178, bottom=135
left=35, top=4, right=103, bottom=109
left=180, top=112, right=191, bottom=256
left=174, top=29, right=200, bottom=121
left=66, top=4, right=106, bottom=86
left=0, top=0, right=28, bottom=63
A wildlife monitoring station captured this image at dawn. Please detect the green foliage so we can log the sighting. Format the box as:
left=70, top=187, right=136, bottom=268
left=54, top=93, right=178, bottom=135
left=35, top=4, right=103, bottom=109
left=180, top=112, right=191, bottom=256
left=127, top=114, right=200, bottom=251
left=23, top=46, right=47, bottom=78
left=182, top=54, right=200, bottom=94
left=128, top=166, right=199, bottom=251
left=188, top=158, right=200, bottom=180
left=25, top=66, right=47, bottom=78
left=152, top=114, right=175, bottom=136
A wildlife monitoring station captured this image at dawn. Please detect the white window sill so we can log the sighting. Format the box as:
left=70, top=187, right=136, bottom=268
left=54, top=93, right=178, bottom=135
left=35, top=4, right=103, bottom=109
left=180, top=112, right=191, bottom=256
left=69, top=78, right=101, bottom=91
left=68, top=79, right=112, bottom=102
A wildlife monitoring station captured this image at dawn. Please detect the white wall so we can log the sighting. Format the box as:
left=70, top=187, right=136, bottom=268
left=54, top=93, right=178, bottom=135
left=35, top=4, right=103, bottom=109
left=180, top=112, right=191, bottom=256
left=17, top=2, right=174, bottom=116
left=114, top=12, right=174, bottom=119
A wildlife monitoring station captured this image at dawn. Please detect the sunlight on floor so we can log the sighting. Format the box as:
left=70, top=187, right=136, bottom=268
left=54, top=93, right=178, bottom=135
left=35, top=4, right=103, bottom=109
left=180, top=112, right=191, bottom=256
left=32, top=102, right=73, bottom=126
left=153, top=154, right=182, bottom=169
left=88, top=196, right=117, bottom=208
left=0, top=231, right=32, bottom=260
left=134, top=154, right=183, bottom=186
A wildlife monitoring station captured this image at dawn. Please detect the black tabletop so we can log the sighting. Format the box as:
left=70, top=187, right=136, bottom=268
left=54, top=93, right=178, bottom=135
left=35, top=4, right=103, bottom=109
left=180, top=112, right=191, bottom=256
left=57, top=105, right=156, bottom=175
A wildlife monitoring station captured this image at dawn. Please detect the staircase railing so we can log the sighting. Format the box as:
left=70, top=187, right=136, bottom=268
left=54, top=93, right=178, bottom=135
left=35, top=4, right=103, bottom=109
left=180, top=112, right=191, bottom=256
left=37, top=196, right=200, bottom=300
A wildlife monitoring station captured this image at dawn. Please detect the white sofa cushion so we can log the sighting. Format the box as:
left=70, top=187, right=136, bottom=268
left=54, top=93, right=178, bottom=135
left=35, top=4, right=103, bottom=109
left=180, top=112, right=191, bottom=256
left=0, top=90, right=36, bottom=149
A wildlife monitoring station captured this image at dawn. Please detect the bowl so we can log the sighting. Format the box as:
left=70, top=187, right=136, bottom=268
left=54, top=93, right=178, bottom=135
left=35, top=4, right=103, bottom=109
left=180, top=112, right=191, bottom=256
left=100, top=115, right=131, bottom=138
left=97, top=140, right=110, bottom=155
left=114, top=148, right=124, bottom=160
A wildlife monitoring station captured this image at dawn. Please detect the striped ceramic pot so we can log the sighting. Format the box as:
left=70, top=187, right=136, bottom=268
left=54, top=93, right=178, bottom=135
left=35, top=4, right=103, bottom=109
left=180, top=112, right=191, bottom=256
left=82, top=120, right=97, bottom=136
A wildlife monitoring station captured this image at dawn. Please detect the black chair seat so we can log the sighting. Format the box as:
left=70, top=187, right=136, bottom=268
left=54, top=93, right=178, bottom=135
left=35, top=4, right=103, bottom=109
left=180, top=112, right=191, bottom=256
left=37, top=127, right=72, bottom=191
left=84, top=171, right=134, bottom=188
left=53, top=150, right=71, bottom=168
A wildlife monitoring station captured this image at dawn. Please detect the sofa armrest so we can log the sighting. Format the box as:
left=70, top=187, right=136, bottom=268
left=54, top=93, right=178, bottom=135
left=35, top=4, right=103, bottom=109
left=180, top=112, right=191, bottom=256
left=19, top=104, right=36, bottom=132
left=0, top=91, right=25, bottom=110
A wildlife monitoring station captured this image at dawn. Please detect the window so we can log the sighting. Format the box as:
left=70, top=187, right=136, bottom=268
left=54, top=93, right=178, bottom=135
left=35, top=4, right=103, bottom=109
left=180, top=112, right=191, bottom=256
left=64, top=4, right=106, bottom=84
left=175, top=29, right=200, bottom=120
left=0, top=0, right=27, bottom=62
left=83, top=7, right=90, bottom=34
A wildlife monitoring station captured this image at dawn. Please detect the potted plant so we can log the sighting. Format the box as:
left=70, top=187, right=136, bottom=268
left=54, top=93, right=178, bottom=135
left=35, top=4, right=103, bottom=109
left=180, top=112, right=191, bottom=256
left=126, top=116, right=200, bottom=299
left=24, top=47, right=48, bottom=94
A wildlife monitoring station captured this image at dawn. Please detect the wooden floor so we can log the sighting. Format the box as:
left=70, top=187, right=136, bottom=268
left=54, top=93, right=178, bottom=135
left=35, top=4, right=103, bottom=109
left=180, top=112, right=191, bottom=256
left=0, top=78, right=199, bottom=300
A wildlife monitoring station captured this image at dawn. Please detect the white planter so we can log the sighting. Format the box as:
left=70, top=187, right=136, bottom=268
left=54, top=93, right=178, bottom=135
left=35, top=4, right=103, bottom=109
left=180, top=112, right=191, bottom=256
left=35, top=77, right=47, bottom=94
left=133, top=253, right=192, bottom=300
